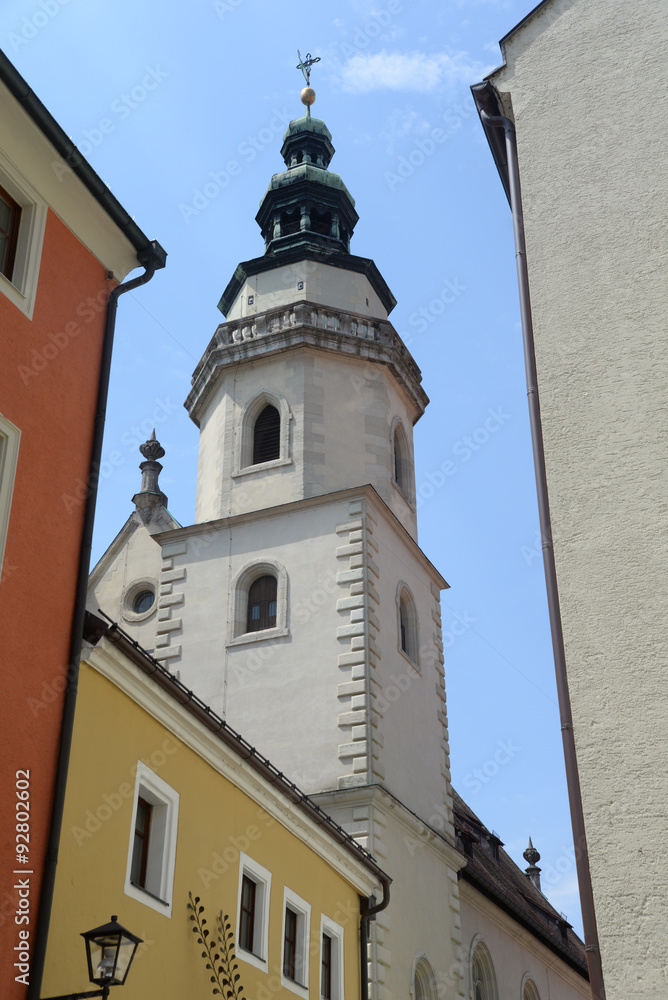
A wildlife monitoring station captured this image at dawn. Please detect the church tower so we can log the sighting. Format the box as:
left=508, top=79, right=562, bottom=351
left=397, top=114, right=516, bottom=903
left=163, top=84, right=466, bottom=999
left=90, top=78, right=467, bottom=1000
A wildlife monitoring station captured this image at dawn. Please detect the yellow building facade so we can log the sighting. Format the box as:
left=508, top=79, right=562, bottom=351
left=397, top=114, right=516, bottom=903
left=41, top=619, right=388, bottom=1000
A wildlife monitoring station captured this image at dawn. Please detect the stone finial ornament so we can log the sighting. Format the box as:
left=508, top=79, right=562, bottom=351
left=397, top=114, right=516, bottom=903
left=523, top=836, right=542, bottom=892
left=133, top=429, right=168, bottom=521
left=139, top=428, right=165, bottom=463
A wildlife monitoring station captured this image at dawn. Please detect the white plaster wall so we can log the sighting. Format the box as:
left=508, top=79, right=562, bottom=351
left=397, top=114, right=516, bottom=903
left=490, top=1, right=668, bottom=993
left=87, top=520, right=163, bottom=651
left=370, top=512, right=452, bottom=822
left=225, top=261, right=388, bottom=321
left=159, top=490, right=446, bottom=818
left=313, top=789, right=466, bottom=1000
left=459, top=880, right=590, bottom=1000
left=195, top=347, right=418, bottom=538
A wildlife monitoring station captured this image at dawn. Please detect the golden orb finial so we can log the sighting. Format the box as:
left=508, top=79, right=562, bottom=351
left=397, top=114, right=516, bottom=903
left=301, top=86, right=316, bottom=107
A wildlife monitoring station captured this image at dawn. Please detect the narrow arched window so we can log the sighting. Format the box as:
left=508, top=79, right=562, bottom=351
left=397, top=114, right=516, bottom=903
left=523, top=981, right=540, bottom=1000
left=414, top=957, right=437, bottom=1000
left=471, top=943, right=498, bottom=1000
left=398, top=587, right=418, bottom=665
left=247, top=575, right=277, bottom=632
left=393, top=423, right=410, bottom=498
left=253, top=405, right=280, bottom=465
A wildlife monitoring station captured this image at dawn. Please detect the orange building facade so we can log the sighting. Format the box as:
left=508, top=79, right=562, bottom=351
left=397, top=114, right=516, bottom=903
left=0, top=53, right=165, bottom=1000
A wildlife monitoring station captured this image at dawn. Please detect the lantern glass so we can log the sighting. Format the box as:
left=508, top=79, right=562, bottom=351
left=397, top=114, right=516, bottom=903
left=82, top=916, right=142, bottom=987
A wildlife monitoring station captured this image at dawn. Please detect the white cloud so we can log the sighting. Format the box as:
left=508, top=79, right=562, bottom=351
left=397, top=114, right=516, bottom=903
left=339, top=48, right=485, bottom=94
left=379, top=106, right=432, bottom=151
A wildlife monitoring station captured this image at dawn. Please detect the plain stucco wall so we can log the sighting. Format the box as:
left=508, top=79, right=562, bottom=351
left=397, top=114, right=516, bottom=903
left=490, top=1, right=668, bottom=993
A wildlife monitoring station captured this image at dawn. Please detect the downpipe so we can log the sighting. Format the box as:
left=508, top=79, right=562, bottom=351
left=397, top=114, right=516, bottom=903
left=359, top=878, right=391, bottom=1000
left=27, top=243, right=166, bottom=1000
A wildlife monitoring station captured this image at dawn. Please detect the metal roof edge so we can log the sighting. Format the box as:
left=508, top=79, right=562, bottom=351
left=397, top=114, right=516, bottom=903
left=0, top=50, right=166, bottom=269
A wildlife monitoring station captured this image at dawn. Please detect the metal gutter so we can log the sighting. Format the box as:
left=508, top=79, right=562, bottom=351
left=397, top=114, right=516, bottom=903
left=0, top=50, right=159, bottom=259
left=469, top=93, right=606, bottom=1000
left=26, top=246, right=166, bottom=1000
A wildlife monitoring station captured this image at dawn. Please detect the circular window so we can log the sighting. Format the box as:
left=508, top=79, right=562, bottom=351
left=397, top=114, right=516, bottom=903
left=132, top=589, right=155, bottom=614
left=121, top=579, right=159, bottom=622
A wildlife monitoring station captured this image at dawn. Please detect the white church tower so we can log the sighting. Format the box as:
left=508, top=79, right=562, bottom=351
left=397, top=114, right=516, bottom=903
left=90, top=84, right=467, bottom=999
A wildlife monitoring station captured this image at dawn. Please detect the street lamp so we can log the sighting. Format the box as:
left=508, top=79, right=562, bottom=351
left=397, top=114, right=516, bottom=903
left=43, top=916, right=143, bottom=1000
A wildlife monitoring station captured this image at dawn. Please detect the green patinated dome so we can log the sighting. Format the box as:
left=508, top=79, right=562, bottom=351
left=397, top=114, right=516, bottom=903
left=255, top=115, right=358, bottom=255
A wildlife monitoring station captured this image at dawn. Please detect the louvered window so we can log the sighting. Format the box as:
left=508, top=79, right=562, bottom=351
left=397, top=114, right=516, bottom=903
left=252, top=405, right=280, bottom=464
left=247, top=575, right=277, bottom=632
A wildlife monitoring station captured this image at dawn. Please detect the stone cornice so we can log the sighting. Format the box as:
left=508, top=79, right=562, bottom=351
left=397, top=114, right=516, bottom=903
left=152, top=484, right=449, bottom=591
left=185, top=300, right=426, bottom=426
left=311, top=783, right=465, bottom=872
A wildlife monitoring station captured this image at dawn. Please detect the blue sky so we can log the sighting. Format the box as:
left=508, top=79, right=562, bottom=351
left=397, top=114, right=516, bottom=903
left=3, top=0, right=584, bottom=935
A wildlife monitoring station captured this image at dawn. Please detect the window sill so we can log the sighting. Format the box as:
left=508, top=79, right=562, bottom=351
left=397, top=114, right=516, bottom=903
left=130, top=881, right=169, bottom=906
left=397, top=647, right=421, bottom=674
left=233, top=456, right=293, bottom=478
left=281, top=974, right=309, bottom=999
left=390, top=478, right=416, bottom=511
left=124, top=878, right=173, bottom=917
left=227, top=626, right=290, bottom=648
left=237, top=947, right=268, bottom=973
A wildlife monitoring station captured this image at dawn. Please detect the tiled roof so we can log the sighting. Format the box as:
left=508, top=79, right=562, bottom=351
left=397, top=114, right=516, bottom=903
left=453, top=789, right=588, bottom=978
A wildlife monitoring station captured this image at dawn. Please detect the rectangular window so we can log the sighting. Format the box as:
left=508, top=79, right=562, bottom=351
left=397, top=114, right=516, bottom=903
left=236, top=854, right=271, bottom=972
left=321, top=932, right=332, bottom=1000
left=239, top=875, right=256, bottom=953
left=124, top=763, right=179, bottom=917
left=0, top=184, right=21, bottom=281
left=0, top=414, right=21, bottom=581
left=130, top=797, right=152, bottom=887
left=284, top=907, right=298, bottom=980
left=0, top=155, right=47, bottom=318
left=320, top=916, right=344, bottom=1000
left=281, top=888, right=311, bottom=996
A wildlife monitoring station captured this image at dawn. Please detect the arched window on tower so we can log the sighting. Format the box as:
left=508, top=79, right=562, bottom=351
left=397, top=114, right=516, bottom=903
left=392, top=422, right=411, bottom=499
left=471, top=942, right=498, bottom=1000
left=247, top=575, right=277, bottom=632
left=253, top=405, right=280, bottom=465
left=397, top=585, right=419, bottom=666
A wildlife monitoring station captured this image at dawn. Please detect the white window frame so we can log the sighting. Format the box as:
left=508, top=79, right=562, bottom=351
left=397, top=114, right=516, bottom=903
left=124, top=762, right=179, bottom=917
left=232, top=390, right=293, bottom=477
left=0, top=151, right=47, bottom=319
left=236, top=853, right=272, bottom=971
left=0, top=414, right=20, bottom=580
left=320, top=915, right=344, bottom=1000
left=281, top=887, right=311, bottom=997
left=227, top=558, right=289, bottom=646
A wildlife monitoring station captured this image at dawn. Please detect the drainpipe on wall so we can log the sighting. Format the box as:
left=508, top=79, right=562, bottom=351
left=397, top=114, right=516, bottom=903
left=359, top=879, right=391, bottom=1000
left=26, top=242, right=166, bottom=1000
left=478, top=106, right=606, bottom=1000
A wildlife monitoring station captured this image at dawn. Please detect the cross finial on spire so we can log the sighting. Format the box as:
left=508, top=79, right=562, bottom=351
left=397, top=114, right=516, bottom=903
left=297, top=50, right=320, bottom=118
left=297, top=49, right=320, bottom=86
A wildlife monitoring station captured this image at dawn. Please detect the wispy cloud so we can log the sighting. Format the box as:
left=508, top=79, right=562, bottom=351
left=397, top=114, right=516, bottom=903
left=339, top=48, right=485, bottom=94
